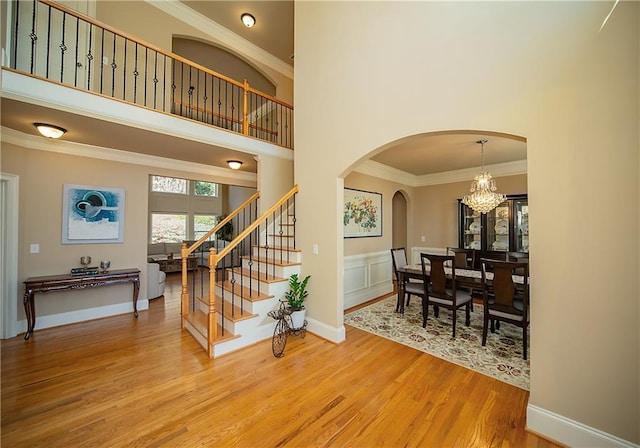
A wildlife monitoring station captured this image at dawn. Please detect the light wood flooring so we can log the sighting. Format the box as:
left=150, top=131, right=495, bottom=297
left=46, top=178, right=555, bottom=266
left=1, top=272, right=561, bottom=447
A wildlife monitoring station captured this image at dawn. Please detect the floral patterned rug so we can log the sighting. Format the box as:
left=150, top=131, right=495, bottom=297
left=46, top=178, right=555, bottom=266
left=344, top=295, right=529, bottom=390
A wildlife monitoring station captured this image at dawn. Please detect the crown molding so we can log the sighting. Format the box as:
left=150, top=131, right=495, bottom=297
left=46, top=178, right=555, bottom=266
left=1, top=127, right=258, bottom=182
left=146, top=0, right=294, bottom=80
left=355, top=159, right=527, bottom=187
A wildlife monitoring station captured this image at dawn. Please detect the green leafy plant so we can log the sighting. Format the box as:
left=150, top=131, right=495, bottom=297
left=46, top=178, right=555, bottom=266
left=285, top=274, right=310, bottom=311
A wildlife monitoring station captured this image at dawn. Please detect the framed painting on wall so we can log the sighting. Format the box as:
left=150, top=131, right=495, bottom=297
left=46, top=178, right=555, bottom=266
left=343, top=188, right=382, bottom=238
left=62, top=184, right=125, bottom=244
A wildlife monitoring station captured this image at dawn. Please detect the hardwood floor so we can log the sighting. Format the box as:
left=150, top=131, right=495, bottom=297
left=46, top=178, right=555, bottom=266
left=2, top=273, right=560, bottom=447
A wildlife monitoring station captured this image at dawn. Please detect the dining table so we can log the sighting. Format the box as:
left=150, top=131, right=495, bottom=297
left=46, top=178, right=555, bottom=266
left=396, top=263, right=526, bottom=314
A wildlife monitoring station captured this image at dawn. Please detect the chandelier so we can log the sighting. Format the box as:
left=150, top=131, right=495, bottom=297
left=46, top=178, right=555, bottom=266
left=462, top=139, right=506, bottom=214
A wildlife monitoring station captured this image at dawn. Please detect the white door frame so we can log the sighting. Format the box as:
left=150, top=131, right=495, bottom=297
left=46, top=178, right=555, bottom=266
left=1, top=172, right=20, bottom=338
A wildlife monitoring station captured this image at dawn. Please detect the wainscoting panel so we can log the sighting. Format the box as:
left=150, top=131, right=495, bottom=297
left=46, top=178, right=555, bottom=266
left=344, top=251, right=393, bottom=310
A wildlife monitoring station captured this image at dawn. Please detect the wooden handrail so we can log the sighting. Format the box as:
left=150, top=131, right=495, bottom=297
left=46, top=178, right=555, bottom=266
left=215, top=185, right=299, bottom=262
left=183, top=191, right=260, bottom=257
left=173, top=99, right=279, bottom=136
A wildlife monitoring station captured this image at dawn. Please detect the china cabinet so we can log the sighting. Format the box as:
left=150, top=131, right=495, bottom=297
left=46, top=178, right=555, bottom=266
left=458, top=194, right=528, bottom=253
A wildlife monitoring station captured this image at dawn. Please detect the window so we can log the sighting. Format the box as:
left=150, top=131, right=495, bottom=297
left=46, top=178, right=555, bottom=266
left=151, top=213, right=187, bottom=243
left=194, top=181, right=218, bottom=197
left=194, top=214, right=218, bottom=239
left=151, top=175, right=187, bottom=194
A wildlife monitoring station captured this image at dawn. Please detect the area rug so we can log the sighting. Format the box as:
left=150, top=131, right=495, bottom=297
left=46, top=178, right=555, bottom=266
left=344, top=295, right=529, bottom=390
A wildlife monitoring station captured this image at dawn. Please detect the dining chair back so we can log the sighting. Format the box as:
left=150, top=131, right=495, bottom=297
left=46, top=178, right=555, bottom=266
left=391, top=247, right=424, bottom=314
left=420, top=253, right=471, bottom=337
left=480, top=258, right=530, bottom=359
left=446, top=247, right=475, bottom=269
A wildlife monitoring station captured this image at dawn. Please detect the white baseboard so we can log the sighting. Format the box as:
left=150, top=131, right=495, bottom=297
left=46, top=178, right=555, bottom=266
left=527, top=404, right=639, bottom=448
left=307, top=317, right=345, bottom=343
left=18, top=299, right=150, bottom=335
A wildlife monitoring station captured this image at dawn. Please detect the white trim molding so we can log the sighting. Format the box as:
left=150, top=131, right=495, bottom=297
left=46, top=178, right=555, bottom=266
left=0, top=172, right=19, bottom=338
left=527, top=404, right=639, bottom=448
left=18, top=299, right=150, bottom=337
left=356, top=159, right=527, bottom=187
left=343, top=250, right=394, bottom=309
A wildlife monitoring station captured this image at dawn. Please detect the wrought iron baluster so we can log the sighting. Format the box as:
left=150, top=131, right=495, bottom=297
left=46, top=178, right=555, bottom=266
left=45, top=4, right=52, bottom=79
left=143, top=47, right=148, bottom=106
left=99, top=27, right=104, bottom=94
left=152, top=50, right=158, bottom=109
left=122, top=38, right=127, bottom=100
left=59, top=11, right=66, bottom=82
left=133, top=43, right=138, bottom=104
left=73, top=17, right=79, bottom=87
left=110, top=31, right=116, bottom=97
left=86, top=23, right=93, bottom=90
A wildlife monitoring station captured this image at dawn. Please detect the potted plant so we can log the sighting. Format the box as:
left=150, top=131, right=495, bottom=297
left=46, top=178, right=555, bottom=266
left=285, top=273, right=310, bottom=329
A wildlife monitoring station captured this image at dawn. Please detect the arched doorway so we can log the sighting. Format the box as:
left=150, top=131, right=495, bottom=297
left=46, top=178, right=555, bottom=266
left=391, top=191, right=407, bottom=250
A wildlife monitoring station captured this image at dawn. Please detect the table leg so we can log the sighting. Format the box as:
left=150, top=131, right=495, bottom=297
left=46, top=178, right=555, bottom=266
left=132, top=277, right=140, bottom=318
left=396, top=273, right=405, bottom=314
left=23, top=289, right=35, bottom=340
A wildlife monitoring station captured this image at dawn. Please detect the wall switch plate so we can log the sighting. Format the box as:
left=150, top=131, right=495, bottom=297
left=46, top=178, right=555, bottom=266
left=420, top=236, right=426, bottom=242
left=30, top=243, right=40, bottom=254
left=312, top=244, right=319, bottom=255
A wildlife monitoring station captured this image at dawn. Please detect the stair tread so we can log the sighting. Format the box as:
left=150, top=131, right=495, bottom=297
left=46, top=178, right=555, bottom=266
left=241, top=255, right=301, bottom=267
left=184, top=310, right=239, bottom=344
left=253, top=244, right=301, bottom=253
left=229, top=267, right=287, bottom=283
left=217, top=280, right=274, bottom=301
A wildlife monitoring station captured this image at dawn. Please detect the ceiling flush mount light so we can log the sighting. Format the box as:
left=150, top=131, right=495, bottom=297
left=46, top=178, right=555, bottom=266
left=227, top=160, right=243, bottom=170
left=34, top=123, right=67, bottom=139
left=461, top=139, right=507, bottom=214
left=241, top=13, right=255, bottom=28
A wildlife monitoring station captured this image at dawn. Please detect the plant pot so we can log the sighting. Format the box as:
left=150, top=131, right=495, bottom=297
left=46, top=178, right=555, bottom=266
left=290, top=308, right=306, bottom=330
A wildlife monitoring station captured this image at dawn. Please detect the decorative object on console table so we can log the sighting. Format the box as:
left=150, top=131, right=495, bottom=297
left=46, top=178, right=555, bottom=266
left=100, top=260, right=110, bottom=273
left=70, top=266, right=99, bottom=276
left=343, top=188, right=382, bottom=238
left=62, top=184, right=125, bottom=244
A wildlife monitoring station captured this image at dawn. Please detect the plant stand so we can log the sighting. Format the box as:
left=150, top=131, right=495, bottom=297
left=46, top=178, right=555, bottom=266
left=268, top=302, right=307, bottom=358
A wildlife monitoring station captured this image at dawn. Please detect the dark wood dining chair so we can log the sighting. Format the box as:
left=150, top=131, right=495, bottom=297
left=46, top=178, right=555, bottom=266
left=480, top=258, right=530, bottom=359
left=420, top=253, right=472, bottom=338
left=446, top=247, right=475, bottom=269
left=390, top=247, right=424, bottom=313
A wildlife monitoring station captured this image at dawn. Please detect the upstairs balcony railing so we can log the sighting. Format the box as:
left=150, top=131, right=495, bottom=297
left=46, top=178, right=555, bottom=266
left=4, top=0, right=294, bottom=149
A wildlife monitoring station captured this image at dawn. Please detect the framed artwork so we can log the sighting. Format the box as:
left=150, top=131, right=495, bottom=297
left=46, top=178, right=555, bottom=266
left=62, top=184, right=125, bottom=244
left=343, top=188, right=382, bottom=238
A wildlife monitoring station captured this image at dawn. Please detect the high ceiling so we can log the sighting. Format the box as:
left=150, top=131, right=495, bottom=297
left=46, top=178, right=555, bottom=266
left=1, top=1, right=527, bottom=177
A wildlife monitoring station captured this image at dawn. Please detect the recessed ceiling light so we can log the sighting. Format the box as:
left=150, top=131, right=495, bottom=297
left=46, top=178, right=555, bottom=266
left=34, top=123, right=66, bottom=139
left=227, top=160, right=243, bottom=170
left=241, top=13, right=255, bottom=28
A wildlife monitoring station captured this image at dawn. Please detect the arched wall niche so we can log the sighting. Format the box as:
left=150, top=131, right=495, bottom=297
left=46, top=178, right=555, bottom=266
left=172, top=36, right=276, bottom=96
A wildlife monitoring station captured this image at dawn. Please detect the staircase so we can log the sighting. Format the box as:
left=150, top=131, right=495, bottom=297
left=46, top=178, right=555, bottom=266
left=180, top=185, right=301, bottom=358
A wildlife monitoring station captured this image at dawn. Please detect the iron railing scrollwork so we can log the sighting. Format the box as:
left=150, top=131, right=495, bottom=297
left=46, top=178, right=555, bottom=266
left=5, top=0, right=294, bottom=149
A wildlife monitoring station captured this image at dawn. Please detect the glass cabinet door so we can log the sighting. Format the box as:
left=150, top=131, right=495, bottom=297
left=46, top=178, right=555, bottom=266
left=514, top=199, right=529, bottom=252
left=461, top=204, right=482, bottom=250
left=486, top=201, right=510, bottom=252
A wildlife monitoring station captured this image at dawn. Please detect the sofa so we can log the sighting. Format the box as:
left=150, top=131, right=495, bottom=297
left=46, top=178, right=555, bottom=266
left=147, top=240, right=239, bottom=270
left=147, top=262, right=166, bottom=300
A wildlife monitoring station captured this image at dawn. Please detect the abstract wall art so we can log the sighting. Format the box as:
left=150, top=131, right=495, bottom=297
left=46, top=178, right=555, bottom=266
left=62, top=184, right=125, bottom=244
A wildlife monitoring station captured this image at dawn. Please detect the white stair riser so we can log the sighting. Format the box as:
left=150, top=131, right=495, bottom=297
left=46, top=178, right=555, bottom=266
left=251, top=247, right=302, bottom=263
left=240, top=260, right=300, bottom=278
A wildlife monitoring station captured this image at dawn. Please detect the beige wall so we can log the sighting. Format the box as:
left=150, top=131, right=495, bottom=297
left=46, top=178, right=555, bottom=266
left=2, top=143, right=149, bottom=319
left=343, top=172, right=411, bottom=256
left=96, top=1, right=293, bottom=105
left=1, top=140, right=256, bottom=322
left=295, top=1, right=638, bottom=444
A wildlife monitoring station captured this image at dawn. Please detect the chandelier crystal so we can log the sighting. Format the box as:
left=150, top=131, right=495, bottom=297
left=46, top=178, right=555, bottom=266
left=462, top=139, right=506, bottom=214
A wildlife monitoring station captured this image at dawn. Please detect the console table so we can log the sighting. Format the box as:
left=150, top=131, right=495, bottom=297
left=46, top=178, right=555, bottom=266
left=23, top=268, right=140, bottom=340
